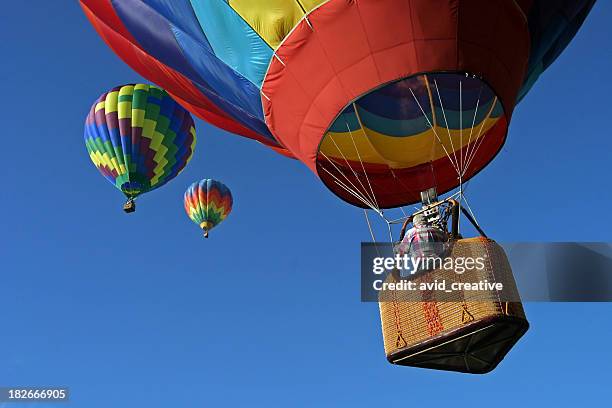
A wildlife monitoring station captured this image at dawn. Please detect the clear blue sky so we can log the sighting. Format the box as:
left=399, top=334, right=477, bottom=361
left=1, top=2, right=611, bottom=407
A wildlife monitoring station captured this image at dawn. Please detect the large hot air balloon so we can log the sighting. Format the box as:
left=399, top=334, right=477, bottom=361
left=84, top=84, right=196, bottom=212
left=184, top=179, right=233, bottom=238
left=80, top=0, right=594, bottom=211
left=80, top=1, right=596, bottom=374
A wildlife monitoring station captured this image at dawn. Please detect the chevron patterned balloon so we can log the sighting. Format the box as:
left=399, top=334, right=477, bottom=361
left=84, top=84, right=196, bottom=211
left=184, top=179, right=233, bottom=238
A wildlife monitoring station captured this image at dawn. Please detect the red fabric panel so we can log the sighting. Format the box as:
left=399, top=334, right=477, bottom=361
left=80, top=0, right=293, bottom=156
left=80, top=0, right=137, bottom=43
left=262, top=0, right=529, bottom=206
left=515, top=0, right=536, bottom=15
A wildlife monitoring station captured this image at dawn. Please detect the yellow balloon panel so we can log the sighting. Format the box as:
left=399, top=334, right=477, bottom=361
left=228, top=0, right=328, bottom=48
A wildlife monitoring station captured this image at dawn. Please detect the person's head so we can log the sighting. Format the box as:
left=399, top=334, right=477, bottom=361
left=413, top=213, right=427, bottom=227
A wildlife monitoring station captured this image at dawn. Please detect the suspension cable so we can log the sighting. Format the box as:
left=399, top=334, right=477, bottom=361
left=462, top=97, right=498, bottom=179
left=432, top=79, right=461, bottom=173
left=328, top=132, right=379, bottom=210
left=462, top=84, right=484, bottom=176
left=409, top=88, right=461, bottom=177
left=345, top=122, right=380, bottom=211
left=320, top=151, right=379, bottom=212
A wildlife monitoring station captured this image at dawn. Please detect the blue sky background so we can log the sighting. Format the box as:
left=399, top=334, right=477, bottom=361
left=1, top=2, right=611, bottom=407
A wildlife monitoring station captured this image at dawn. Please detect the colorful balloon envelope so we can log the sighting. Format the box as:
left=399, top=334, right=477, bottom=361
left=84, top=84, right=197, bottom=212
left=81, top=0, right=594, bottom=209
left=184, top=179, right=233, bottom=238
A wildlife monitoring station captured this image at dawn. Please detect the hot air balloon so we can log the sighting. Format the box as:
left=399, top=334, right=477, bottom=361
left=184, top=179, right=233, bottom=238
left=84, top=84, right=196, bottom=212
left=80, top=0, right=595, bottom=373
left=79, top=0, right=594, bottom=210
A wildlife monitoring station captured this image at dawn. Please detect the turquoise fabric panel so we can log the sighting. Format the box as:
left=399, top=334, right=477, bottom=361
left=189, top=0, right=273, bottom=88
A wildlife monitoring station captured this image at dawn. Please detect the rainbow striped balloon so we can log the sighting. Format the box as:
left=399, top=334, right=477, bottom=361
left=184, top=179, right=233, bottom=238
left=84, top=84, right=196, bottom=210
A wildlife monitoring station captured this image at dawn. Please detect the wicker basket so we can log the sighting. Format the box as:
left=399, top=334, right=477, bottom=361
left=378, top=237, right=529, bottom=374
left=123, top=199, right=136, bottom=213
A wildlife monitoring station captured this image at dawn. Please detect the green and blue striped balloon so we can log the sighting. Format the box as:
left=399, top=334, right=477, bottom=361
left=84, top=84, right=196, bottom=211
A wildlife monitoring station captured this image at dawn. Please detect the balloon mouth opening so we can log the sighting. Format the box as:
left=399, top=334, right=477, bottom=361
left=315, top=71, right=508, bottom=209
left=120, top=182, right=144, bottom=199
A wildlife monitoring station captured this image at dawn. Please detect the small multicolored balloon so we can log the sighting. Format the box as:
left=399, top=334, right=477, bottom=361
left=184, top=179, right=233, bottom=238
left=84, top=84, right=197, bottom=213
